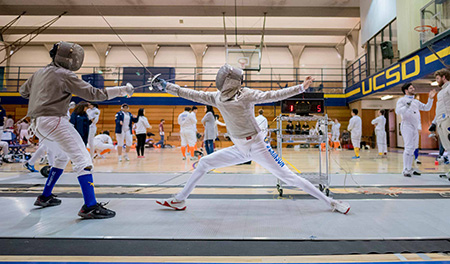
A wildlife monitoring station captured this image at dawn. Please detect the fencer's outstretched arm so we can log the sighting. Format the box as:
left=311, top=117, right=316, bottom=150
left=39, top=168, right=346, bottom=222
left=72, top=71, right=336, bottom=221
left=64, top=71, right=133, bottom=101
left=247, top=84, right=305, bottom=104
left=418, top=97, right=434, bottom=111
left=247, top=76, right=313, bottom=104
left=166, top=83, right=217, bottom=106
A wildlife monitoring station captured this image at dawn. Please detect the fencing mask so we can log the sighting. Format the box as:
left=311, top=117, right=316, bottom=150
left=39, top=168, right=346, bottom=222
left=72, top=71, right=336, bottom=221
left=215, top=64, right=244, bottom=102
left=50, top=41, right=84, bottom=71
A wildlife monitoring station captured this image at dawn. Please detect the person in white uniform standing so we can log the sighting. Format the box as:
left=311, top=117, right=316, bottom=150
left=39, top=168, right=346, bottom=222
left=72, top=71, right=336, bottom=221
left=371, top=109, right=388, bottom=157
left=347, top=109, right=362, bottom=159
left=19, top=41, right=134, bottom=219
left=86, top=103, right=100, bottom=158
left=395, top=82, right=435, bottom=177
left=178, top=107, right=197, bottom=160
left=330, top=119, right=341, bottom=149
left=433, top=69, right=450, bottom=176
left=190, top=106, right=199, bottom=154
left=154, top=64, right=350, bottom=214
left=255, top=109, right=268, bottom=136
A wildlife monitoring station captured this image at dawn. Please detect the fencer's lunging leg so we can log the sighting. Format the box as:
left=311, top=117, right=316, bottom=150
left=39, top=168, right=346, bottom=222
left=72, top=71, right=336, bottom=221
left=251, top=139, right=332, bottom=206
left=175, top=146, right=249, bottom=201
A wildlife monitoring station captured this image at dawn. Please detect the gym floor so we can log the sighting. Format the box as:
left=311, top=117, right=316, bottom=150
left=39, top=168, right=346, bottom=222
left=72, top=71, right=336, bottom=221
left=1, top=147, right=450, bottom=262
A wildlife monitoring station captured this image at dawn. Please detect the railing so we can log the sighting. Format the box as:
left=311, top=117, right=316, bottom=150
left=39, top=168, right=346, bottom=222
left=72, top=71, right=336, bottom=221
left=0, top=66, right=346, bottom=94
left=346, top=54, right=368, bottom=88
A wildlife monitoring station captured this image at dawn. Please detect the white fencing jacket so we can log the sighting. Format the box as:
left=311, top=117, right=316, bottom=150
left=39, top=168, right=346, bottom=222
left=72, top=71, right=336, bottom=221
left=371, top=115, right=386, bottom=132
left=436, top=81, right=450, bottom=123
left=166, top=83, right=305, bottom=139
left=395, top=95, right=433, bottom=129
left=347, top=116, right=362, bottom=137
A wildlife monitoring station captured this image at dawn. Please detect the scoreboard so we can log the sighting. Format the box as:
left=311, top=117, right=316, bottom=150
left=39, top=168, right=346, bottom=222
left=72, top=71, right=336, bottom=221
left=280, top=93, right=324, bottom=115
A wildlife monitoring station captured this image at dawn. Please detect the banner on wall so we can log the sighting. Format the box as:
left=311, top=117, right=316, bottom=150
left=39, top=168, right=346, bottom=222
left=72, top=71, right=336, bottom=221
left=345, top=34, right=450, bottom=103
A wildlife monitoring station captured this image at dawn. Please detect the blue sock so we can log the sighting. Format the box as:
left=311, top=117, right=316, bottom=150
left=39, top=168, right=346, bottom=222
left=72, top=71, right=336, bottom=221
left=42, top=167, right=64, bottom=197
left=414, top=148, right=419, bottom=159
left=77, top=173, right=97, bottom=207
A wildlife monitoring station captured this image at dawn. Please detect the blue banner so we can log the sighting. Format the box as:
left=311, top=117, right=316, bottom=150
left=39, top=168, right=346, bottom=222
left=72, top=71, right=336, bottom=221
left=345, top=35, right=450, bottom=103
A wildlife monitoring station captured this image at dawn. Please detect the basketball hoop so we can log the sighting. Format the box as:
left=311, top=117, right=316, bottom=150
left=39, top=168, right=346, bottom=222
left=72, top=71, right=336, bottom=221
left=237, top=57, right=250, bottom=69
left=414, top=25, right=439, bottom=35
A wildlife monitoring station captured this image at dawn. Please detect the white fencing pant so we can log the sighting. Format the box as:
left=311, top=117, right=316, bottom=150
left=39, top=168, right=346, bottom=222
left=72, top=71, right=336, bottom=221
left=28, top=144, right=47, bottom=165
left=437, top=117, right=450, bottom=151
left=19, top=129, right=30, bottom=143
left=36, top=116, right=92, bottom=176
left=116, top=131, right=132, bottom=147
left=400, top=123, right=418, bottom=173
left=180, top=129, right=197, bottom=147
left=87, top=126, right=97, bottom=157
left=28, top=143, right=55, bottom=166
left=351, top=134, right=361, bottom=149
left=175, top=131, right=332, bottom=207
left=0, top=141, right=8, bottom=156
left=94, top=139, right=114, bottom=152
left=375, top=129, right=387, bottom=153
left=0, top=127, right=3, bottom=140
left=331, top=133, right=339, bottom=143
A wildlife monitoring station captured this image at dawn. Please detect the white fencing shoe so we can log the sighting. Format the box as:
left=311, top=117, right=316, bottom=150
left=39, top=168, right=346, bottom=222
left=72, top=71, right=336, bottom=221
left=331, top=200, right=350, bottom=214
left=156, top=197, right=186, bottom=210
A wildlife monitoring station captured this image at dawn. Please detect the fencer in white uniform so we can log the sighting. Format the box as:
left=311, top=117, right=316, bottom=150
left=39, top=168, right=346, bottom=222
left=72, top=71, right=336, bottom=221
left=395, top=83, right=435, bottom=177
left=255, top=109, right=268, bottom=136
left=93, top=131, right=114, bottom=158
left=347, top=109, right=362, bottom=159
left=19, top=41, right=134, bottom=219
left=371, top=110, right=388, bottom=156
left=178, top=107, right=197, bottom=160
left=330, top=119, right=341, bottom=149
left=154, top=64, right=350, bottom=214
left=433, top=69, right=450, bottom=176
left=86, top=103, right=100, bottom=158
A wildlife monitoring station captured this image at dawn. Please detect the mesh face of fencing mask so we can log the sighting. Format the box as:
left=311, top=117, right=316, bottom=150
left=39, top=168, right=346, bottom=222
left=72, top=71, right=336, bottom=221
left=215, top=64, right=244, bottom=102
left=53, top=41, right=84, bottom=71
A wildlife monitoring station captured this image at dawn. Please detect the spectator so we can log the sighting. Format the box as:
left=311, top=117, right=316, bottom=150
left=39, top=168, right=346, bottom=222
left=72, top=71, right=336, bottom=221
left=135, top=108, right=152, bottom=158
left=155, top=119, right=165, bottom=148
left=294, top=121, right=301, bottom=135
left=301, top=121, right=310, bottom=135
left=286, top=120, right=294, bottom=135
left=70, top=101, right=91, bottom=146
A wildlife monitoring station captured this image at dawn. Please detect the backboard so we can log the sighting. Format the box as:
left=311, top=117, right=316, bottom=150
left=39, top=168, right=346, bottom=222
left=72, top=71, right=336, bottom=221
left=226, top=48, right=261, bottom=71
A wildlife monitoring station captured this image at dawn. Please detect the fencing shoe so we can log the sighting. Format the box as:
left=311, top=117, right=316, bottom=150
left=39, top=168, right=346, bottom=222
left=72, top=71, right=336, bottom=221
left=156, top=197, right=186, bottom=210
left=78, top=202, right=116, bottom=219
left=403, top=170, right=412, bottom=177
left=331, top=200, right=350, bottom=214
left=34, top=194, right=61, bottom=207
left=24, top=162, right=38, bottom=172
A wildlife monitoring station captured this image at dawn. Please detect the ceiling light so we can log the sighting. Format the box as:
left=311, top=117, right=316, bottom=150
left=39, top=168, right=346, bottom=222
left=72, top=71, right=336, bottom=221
left=431, top=81, right=439, bottom=86
left=381, top=95, right=394, bottom=100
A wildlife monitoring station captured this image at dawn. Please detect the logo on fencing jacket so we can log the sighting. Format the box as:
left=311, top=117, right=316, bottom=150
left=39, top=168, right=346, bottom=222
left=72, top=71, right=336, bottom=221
left=266, top=145, right=285, bottom=167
